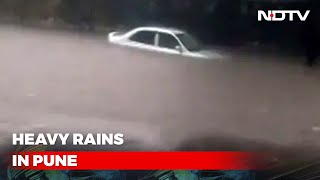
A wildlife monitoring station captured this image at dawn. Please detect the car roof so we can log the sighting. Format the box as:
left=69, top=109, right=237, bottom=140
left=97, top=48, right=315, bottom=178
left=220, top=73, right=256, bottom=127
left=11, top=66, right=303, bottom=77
left=133, top=26, right=185, bottom=34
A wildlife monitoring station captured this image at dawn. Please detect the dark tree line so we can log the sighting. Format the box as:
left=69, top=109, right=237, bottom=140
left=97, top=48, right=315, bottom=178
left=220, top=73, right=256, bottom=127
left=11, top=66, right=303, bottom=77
left=0, top=0, right=248, bottom=43
left=0, top=0, right=318, bottom=48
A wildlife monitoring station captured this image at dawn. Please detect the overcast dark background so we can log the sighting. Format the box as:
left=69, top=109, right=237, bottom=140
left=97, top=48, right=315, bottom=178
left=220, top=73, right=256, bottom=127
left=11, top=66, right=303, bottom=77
left=0, top=0, right=319, bottom=50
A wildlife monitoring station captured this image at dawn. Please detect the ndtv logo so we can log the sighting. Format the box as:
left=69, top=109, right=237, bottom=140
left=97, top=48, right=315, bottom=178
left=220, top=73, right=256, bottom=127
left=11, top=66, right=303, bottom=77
left=258, top=10, right=310, bottom=21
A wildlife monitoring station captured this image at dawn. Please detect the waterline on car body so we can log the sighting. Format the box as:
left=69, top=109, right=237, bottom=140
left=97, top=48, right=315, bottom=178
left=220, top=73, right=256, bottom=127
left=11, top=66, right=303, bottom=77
left=108, top=26, right=226, bottom=60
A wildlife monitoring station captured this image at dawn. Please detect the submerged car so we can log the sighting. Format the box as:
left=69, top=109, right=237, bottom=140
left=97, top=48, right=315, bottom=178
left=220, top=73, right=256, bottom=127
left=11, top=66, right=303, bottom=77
left=108, top=26, right=225, bottom=59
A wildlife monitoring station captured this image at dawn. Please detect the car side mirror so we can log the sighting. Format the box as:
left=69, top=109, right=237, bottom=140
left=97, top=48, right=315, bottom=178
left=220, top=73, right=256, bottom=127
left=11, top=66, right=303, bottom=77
left=175, top=45, right=182, bottom=53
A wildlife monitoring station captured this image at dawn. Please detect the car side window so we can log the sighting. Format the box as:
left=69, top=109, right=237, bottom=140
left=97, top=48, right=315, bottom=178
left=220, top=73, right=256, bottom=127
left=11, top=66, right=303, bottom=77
left=158, top=33, right=180, bottom=49
left=129, top=31, right=155, bottom=45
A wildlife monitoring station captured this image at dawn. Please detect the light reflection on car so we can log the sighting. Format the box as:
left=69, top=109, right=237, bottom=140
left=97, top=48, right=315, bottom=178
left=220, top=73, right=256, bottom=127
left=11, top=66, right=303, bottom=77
left=108, top=26, right=225, bottom=59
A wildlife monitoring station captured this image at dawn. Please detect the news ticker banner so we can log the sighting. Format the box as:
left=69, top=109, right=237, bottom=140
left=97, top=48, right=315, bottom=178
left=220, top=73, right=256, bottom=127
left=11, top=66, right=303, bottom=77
left=10, top=152, right=267, bottom=170
left=7, top=133, right=269, bottom=170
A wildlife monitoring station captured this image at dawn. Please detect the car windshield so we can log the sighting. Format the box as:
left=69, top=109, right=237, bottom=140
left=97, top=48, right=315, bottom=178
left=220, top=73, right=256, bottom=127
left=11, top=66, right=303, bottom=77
left=176, top=33, right=202, bottom=52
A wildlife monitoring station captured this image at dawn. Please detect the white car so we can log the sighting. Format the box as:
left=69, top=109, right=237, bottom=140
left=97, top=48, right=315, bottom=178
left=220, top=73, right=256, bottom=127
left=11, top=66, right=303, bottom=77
left=108, top=26, right=225, bottom=59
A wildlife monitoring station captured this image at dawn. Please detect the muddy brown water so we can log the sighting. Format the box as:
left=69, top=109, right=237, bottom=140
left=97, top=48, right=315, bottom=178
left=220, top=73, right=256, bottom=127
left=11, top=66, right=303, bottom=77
left=0, top=25, right=320, bottom=153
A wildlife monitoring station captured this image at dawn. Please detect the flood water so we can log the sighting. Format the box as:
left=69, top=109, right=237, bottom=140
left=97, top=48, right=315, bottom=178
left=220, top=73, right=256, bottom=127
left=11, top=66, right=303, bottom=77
left=0, top=25, right=320, bottom=151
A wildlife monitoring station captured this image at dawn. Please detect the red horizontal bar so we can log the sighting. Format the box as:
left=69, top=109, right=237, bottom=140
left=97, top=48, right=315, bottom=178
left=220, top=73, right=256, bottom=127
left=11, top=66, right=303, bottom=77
left=10, top=151, right=266, bottom=170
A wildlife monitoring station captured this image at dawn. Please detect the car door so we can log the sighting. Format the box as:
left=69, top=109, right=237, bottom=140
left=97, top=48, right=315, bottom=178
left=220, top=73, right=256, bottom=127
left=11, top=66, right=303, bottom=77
left=156, top=32, right=182, bottom=55
left=127, top=30, right=158, bottom=52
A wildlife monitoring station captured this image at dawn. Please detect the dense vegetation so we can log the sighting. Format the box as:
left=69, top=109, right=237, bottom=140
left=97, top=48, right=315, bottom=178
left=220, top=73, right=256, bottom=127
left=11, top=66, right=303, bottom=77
left=0, top=0, right=317, bottom=47
left=0, top=0, right=251, bottom=44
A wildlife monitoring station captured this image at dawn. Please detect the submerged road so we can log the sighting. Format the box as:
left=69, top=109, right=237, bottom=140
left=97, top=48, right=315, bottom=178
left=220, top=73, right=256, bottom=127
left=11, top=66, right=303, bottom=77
left=0, top=25, right=320, bottom=151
